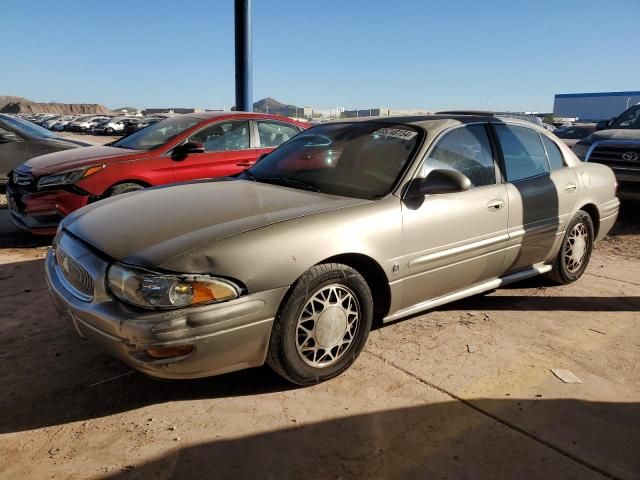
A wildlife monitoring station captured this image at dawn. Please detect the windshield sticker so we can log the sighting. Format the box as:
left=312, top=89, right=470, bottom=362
left=371, top=128, right=417, bottom=141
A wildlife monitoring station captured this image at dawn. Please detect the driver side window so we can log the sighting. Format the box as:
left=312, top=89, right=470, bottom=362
left=420, top=124, right=497, bottom=187
left=190, top=120, right=250, bottom=152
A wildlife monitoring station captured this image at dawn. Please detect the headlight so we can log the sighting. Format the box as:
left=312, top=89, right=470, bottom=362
left=107, top=263, right=240, bottom=310
left=37, top=165, right=104, bottom=188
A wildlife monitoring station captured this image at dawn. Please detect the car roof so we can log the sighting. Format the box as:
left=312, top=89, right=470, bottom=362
left=177, top=111, right=308, bottom=124
left=325, top=113, right=542, bottom=130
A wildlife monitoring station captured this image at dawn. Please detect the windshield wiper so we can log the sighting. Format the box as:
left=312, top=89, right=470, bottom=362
left=257, top=176, right=321, bottom=192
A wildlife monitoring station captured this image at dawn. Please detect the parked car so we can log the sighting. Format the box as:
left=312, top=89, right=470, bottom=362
left=95, top=117, right=134, bottom=135
left=65, top=115, right=96, bottom=132
left=0, top=113, right=90, bottom=185
left=45, top=114, right=619, bottom=385
left=52, top=116, right=80, bottom=131
left=124, top=117, right=162, bottom=134
left=78, top=116, right=111, bottom=133
left=7, top=112, right=308, bottom=234
left=554, top=123, right=596, bottom=147
left=572, top=103, right=640, bottom=199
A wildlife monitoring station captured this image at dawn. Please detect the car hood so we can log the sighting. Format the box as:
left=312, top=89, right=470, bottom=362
left=581, top=129, right=640, bottom=145
left=63, top=179, right=368, bottom=268
left=22, top=145, right=147, bottom=175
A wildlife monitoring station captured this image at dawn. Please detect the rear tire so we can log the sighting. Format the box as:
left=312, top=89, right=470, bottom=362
left=266, top=263, right=373, bottom=386
left=547, top=210, right=594, bottom=284
left=106, top=182, right=144, bottom=197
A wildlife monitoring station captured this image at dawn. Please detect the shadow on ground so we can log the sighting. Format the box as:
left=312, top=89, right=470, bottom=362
left=1, top=257, right=639, bottom=436
left=98, top=399, right=639, bottom=480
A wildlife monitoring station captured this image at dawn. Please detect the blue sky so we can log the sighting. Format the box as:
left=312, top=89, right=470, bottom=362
left=1, top=0, right=638, bottom=112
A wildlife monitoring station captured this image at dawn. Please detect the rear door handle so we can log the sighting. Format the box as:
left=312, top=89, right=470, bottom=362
left=487, top=199, right=505, bottom=211
left=236, top=161, right=255, bottom=167
left=564, top=183, right=577, bottom=193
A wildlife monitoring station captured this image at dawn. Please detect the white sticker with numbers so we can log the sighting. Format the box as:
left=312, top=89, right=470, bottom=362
left=371, top=128, right=417, bottom=141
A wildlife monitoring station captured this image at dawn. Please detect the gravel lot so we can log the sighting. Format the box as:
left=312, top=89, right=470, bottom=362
left=0, top=134, right=638, bottom=479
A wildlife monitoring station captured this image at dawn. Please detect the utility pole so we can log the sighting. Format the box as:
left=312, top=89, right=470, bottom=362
left=234, top=0, right=252, bottom=112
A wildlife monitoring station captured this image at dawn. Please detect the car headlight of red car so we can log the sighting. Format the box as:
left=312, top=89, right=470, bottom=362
left=37, top=165, right=104, bottom=188
left=107, top=263, right=241, bottom=310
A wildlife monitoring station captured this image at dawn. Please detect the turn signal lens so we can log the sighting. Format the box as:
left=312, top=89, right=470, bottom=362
left=146, top=345, right=194, bottom=359
left=82, top=165, right=105, bottom=177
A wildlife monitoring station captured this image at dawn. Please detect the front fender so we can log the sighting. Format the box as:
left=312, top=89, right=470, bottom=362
left=160, top=197, right=404, bottom=293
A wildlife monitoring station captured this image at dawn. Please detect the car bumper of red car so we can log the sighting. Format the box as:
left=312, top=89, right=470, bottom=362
left=6, top=185, right=90, bottom=235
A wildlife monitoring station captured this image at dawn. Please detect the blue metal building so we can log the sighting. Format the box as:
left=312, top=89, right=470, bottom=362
left=553, top=91, right=640, bottom=121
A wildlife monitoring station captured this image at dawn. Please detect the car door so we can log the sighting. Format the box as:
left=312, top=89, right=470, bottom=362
left=254, top=119, right=304, bottom=158
left=0, top=125, right=29, bottom=179
left=172, top=119, right=258, bottom=182
left=400, top=123, right=509, bottom=308
left=493, top=123, right=578, bottom=273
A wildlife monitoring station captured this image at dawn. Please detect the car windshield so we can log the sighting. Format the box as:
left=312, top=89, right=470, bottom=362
left=0, top=114, right=60, bottom=139
left=111, top=116, right=201, bottom=150
left=610, top=105, right=640, bottom=129
left=246, top=122, right=422, bottom=200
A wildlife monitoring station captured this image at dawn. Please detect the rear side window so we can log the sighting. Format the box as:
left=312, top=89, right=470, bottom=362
left=257, top=120, right=301, bottom=147
left=495, top=124, right=549, bottom=182
left=541, top=135, right=565, bottom=170
left=421, top=124, right=496, bottom=187
left=190, top=120, right=250, bottom=152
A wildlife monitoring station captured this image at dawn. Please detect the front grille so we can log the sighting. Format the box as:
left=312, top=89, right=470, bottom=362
left=55, top=246, right=94, bottom=300
left=12, top=170, right=34, bottom=186
left=588, top=143, right=640, bottom=170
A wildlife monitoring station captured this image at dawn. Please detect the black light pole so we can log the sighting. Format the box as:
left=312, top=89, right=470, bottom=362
left=234, top=0, right=252, bottom=112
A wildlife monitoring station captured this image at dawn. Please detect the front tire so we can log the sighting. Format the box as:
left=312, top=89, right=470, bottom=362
left=106, top=182, right=144, bottom=197
left=266, top=263, right=373, bottom=386
left=547, top=210, right=594, bottom=284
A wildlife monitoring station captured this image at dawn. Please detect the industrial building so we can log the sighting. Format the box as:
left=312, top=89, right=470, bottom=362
left=553, top=91, right=640, bottom=121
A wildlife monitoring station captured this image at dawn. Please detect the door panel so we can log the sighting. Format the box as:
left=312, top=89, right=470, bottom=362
left=173, top=119, right=259, bottom=182
left=400, top=185, right=509, bottom=308
left=503, top=176, right=560, bottom=272
left=495, top=124, right=579, bottom=273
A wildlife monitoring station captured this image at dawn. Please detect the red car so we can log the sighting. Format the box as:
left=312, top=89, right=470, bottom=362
left=7, top=112, right=308, bottom=235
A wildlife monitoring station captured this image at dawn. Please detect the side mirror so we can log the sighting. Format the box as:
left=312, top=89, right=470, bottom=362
left=172, top=141, right=205, bottom=158
left=406, top=169, right=472, bottom=197
left=596, top=118, right=614, bottom=131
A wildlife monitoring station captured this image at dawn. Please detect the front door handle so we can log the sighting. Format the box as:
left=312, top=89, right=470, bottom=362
left=564, top=183, right=577, bottom=193
left=236, top=161, right=255, bottom=167
left=487, top=199, right=505, bottom=211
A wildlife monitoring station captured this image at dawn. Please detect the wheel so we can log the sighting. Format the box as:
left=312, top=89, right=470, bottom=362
left=547, top=210, right=594, bottom=284
left=106, top=182, right=144, bottom=197
left=266, top=263, right=373, bottom=386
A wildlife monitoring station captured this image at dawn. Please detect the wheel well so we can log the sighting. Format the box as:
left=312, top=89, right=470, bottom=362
left=579, top=203, right=600, bottom=238
left=320, top=253, right=391, bottom=325
left=99, top=180, right=151, bottom=199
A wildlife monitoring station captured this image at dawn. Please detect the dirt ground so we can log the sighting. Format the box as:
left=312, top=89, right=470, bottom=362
left=0, top=136, right=638, bottom=479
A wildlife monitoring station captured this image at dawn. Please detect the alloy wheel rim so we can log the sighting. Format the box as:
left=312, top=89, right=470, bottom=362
left=295, top=284, right=360, bottom=368
left=564, top=222, right=589, bottom=273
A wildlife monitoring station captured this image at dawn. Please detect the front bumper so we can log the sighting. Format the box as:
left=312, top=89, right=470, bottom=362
left=6, top=184, right=90, bottom=235
left=45, top=232, right=286, bottom=379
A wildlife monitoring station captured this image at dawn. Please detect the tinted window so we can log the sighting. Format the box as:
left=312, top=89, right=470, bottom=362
left=421, top=124, right=496, bottom=187
left=495, top=124, right=549, bottom=182
left=190, top=120, right=250, bottom=152
left=611, top=105, right=640, bottom=129
left=541, top=135, right=565, bottom=170
left=257, top=120, right=301, bottom=147
left=247, top=123, right=421, bottom=200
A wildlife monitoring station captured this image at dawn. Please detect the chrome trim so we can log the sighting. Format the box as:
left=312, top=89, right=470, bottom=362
left=384, top=264, right=552, bottom=322
left=53, top=243, right=95, bottom=302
